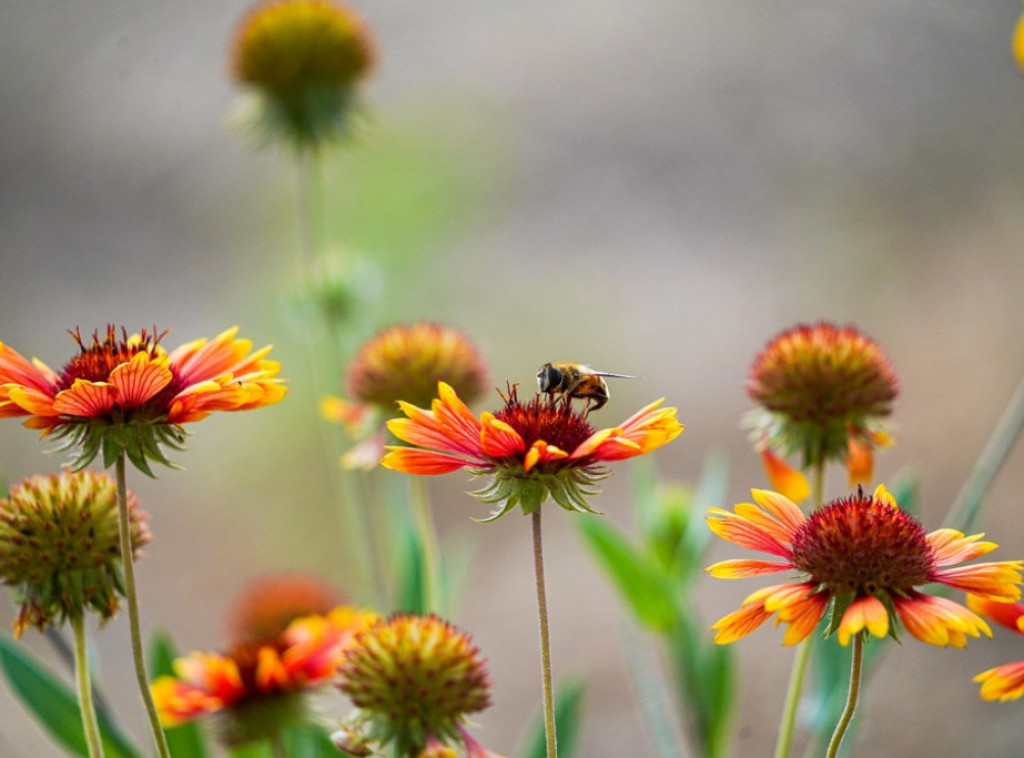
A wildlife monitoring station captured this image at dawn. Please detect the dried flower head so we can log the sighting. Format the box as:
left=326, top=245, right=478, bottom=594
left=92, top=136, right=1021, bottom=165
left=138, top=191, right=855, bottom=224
left=0, top=469, right=150, bottom=636
left=229, top=0, right=376, bottom=148
left=323, top=323, right=489, bottom=469
left=745, top=322, right=898, bottom=497
left=226, top=572, right=341, bottom=645
left=0, top=326, right=285, bottom=475
left=381, top=382, right=682, bottom=521
left=337, top=614, right=492, bottom=756
left=153, top=606, right=377, bottom=746
left=706, top=485, right=1022, bottom=648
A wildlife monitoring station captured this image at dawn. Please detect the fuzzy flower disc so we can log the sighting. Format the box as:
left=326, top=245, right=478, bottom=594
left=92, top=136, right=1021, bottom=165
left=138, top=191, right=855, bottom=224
left=0, top=469, right=150, bottom=636
left=338, top=614, right=491, bottom=756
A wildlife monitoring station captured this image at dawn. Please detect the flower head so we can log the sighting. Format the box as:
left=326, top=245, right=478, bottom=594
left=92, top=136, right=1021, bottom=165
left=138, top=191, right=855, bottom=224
left=229, top=0, right=376, bottom=148
left=0, top=326, right=286, bottom=474
left=337, top=614, right=493, bottom=757
left=226, top=573, right=342, bottom=645
left=152, top=606, right=377, bottom=746
left=381, top=382, right=683, bottom=521
left=324, top=323, right=489, bottom=469
left=706, top=485, right=1022, bottom=648
left=745, top=322, right=899, bottom=499
left=0, top=469, right=150, bottom=636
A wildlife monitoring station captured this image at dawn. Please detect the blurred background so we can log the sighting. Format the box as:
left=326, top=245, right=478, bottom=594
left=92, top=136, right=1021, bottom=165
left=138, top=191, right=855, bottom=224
left=3, top=0, right=1024, bottom=755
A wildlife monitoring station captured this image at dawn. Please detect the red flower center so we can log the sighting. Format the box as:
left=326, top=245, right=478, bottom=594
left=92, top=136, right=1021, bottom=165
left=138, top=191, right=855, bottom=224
left=791, top=489, right=935, bottom=596
left=493, top=385, right=593, bottom=456
left=60, top=326, right=166, bottom=386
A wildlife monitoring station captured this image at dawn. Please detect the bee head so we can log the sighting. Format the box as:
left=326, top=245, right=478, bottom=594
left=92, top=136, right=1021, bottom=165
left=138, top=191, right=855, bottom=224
left=537, top=363, right=561, bottom=394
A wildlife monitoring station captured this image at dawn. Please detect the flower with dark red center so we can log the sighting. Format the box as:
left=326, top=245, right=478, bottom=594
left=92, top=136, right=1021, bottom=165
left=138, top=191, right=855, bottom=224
left=323, top=323, right=489, bottom=470
left=380, top=382, right=683, bottom=520
left=0, top=326, right=285, bottom=474
left=226, top=572, right=342, bottom=646
left=336, top=614, right=497, bottom=757
left=706, top=485, right=1022, bottom=647
left=0, top=469, right=150, bottom=636
left=152, top=606, right=377, bottom=746
left=745, top=322, right=898, bottom=500
left=967, top=595, right=1024, bottom=701
left=229, top=0, right=376, bottom=148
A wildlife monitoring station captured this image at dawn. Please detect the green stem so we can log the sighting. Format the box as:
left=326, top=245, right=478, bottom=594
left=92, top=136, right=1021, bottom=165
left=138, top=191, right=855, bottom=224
left=295, top=147, right=326, bottom=278
left=532, top=509, right=558, bottom=758
left=115, top=454, right=171, bottom=758
left=825, top=634, right=864, bottom=758
left=409, top=477, right=443, bottom=614
left=944, top=369, right=1024, bottom=532
left=773, top=458, right=825, bottom=758
left=71, top=614, right=104, bottom=758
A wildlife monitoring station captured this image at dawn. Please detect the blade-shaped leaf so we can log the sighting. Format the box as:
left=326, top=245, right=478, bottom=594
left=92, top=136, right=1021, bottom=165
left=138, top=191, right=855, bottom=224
left=0, top=634, right=143, bottom=758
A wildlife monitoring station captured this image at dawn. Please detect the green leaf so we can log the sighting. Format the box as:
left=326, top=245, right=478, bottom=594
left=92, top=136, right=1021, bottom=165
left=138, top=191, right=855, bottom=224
left=576, top=515, right=676, bottom=631
left=284, top=723, right=340, bottom=757
left=229, top=743, right=273, bottom=758
left=148, top=630, right=210, bottom=758
left=0, top=634, right=143, bottom=758
left=391, top=497, right=427, bottom=615
left=521, top=678, right=585, bottom=758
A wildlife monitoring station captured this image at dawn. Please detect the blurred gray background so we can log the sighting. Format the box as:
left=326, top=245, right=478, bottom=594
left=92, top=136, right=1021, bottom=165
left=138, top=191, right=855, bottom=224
left=4, top=0, right=1024, bottom=755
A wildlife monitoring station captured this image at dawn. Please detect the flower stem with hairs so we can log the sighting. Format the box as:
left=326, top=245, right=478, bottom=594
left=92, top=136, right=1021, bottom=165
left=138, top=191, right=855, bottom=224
left=826, top=634, right=864, bottom=758
left=71, top=614, right=104, bottom=758
left=533, top=509, right=558, bottom=758
left=115, top=453, right=171, bottom=758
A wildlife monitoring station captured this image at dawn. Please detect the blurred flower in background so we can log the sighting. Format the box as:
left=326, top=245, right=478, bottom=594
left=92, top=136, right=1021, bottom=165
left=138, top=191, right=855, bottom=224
left=745, top=322, right=899, bottom=501
left=323, top=322, right=489, bottom=469
left=229, top=0, right=376, bottom=149
left=226, top=572, right=342, bottom=645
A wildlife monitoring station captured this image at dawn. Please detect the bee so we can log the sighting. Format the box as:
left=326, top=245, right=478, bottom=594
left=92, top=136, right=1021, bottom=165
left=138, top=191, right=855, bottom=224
left=536, top=362, right=637, bottom=414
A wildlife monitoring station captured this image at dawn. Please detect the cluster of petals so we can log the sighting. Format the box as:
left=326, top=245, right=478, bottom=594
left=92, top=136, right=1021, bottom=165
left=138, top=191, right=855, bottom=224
left=0, top=327, right=285, bottom=433
left=380, top=381, right=682, bottom=476
left=706, top=486, right=1023, bottom=648
left=152, top=607, right=376, bottom=726
left=969, top=595, right=1024, bottom=701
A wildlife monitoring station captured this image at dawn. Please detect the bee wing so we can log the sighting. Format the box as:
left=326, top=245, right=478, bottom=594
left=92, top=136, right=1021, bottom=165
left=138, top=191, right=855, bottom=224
left=588, top=370, right=639, bottom=379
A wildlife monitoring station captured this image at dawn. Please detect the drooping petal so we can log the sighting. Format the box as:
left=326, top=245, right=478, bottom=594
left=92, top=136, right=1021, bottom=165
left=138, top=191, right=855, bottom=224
left=933, top=561, right=1024, bottom=601
left=522, top=440, right=568, bottom=473
left=380, top=447, right=475, bottom=475
left=966, top=594, right=1024, bottom=634
left=837, top=595, right=889, bottom=646
left=845, top=435, right=874, bottom=487
left=0, top=343, right=59, bottom=393
left=3, top=385, right=62, bottom=418
left=894, top=593, right=991, bottom=649
left=759, top=449, right=810, bottom=504
left=710, top=600, right=774, bottom=645
left=975, top=660, right=1024, bottom=701
left=705, top=558, right=794, bottom=579
left=777, top=592, right=829, bottom=646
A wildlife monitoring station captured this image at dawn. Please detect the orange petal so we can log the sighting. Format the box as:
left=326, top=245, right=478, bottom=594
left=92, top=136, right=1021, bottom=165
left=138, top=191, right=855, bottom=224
left=759, top=449, right=810, bottom=504
left=706, top=507, right=792, bottom=558
left=927, top=529, right=998, bottom=566
left=51, top=379, right=118, bottom=418
left=0, top=342, right=58, bottom=392
left=846, top=436, right=874, bottom=487
left=837, top=595, right=889, bottom=646
left=705, top=558, right=794, bottom=579
left=522, top=440, right=568, bottom=473
left=934, top=562, right=1024, bottom=601
left=433, top=381, right=484, bottom=450
left=894, top=593, right=991, bottom=648
left=966, top=594, right=1024, bottom=635
left=975, top=660, right=1024, bottom=701
left=380, top=447, right=472, bottom=475
left=480, top=413, right=526, bottom=458
left=109, top=352, right=173, bottom=407
left=710, top=601, right=773, bottom=645
left=4, top=385, right=61, bottom=417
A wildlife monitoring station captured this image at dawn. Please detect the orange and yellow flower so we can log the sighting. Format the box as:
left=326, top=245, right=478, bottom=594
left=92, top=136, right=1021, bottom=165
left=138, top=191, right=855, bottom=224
left=152, top=606, right=376, bottom=745
left=706, top=485, right=1022, bottom=648
left=745, top=322, right=898, bottom=501
left=0, top=326, right=285, bottom=473
left=380, top=382, right=682, bottom=520
left=969, top=595, right=1024, bottom=701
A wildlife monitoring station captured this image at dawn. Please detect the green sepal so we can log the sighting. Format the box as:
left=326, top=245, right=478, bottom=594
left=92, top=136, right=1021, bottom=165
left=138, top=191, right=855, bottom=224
left=49, top=421, right=188, bottom=477
left=823, top=591, right=856, bottom=640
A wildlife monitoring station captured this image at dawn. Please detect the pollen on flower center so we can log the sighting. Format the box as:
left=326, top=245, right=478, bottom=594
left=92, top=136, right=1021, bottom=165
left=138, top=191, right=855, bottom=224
left=790, top=489, right=935, bottom=595
left=61, top=326, right=166, bottom=385
left=493, top=386, right=594, bottom=456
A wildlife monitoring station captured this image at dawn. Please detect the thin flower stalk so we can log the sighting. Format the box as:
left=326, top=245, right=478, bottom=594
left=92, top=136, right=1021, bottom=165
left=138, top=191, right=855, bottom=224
left=533, top=509, right=557, bottom=758
left=826, top=634, right=864, bottom=758
left=115, top=453, right=171, bottom=758
left=71, top=613, right=104, bottom=758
